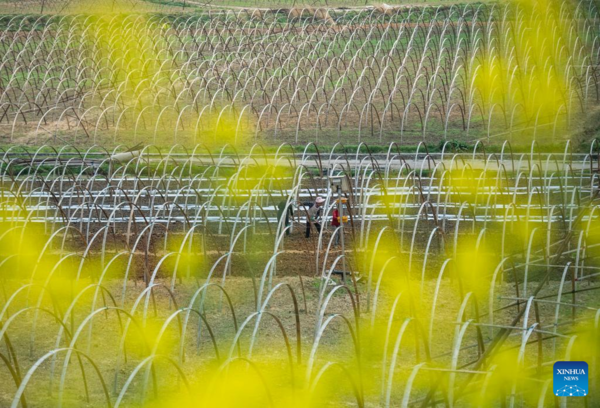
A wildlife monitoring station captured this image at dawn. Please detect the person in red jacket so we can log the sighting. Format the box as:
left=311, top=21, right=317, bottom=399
left=331, top=206, right=341, bottom=246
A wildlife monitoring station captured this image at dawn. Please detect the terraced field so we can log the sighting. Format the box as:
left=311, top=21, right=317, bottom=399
left=1, top=0, right=596, bottom=146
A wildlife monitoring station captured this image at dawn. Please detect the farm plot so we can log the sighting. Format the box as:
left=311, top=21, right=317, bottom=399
left=0, top=143, right=598, bottom=407
left=1, top=0, right=598, bottom=147
left=1, top=0, right=600, bottom=406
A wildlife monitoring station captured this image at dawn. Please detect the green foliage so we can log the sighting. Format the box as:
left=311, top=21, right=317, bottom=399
left=438, top=139, right=470, bottom=152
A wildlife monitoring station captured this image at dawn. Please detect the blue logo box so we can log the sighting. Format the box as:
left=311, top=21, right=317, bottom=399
left=553, top=361, right=588, bottom=397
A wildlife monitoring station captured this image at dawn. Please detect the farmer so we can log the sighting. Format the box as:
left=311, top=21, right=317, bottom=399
left=331, top=204, right=341, bottom=246
left=276, top=199, right=294, bottom=236
left=304, top=196, right=325, bottom=238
